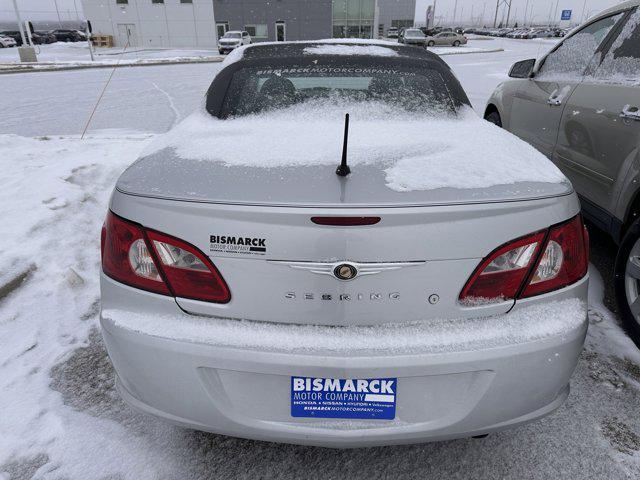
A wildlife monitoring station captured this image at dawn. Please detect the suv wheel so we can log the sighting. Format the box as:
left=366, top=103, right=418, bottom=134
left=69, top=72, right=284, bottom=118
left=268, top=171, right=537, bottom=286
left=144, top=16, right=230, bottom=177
left=615, top=218, right=640, bottom=345
left=484, top=110, right=502, bottom=127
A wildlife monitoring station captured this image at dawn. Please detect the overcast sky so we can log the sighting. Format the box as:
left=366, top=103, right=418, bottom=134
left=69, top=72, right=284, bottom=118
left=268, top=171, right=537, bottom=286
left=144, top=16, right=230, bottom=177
left=0, top=0, right=83, bottom=22
left=0, top=0, right=628, bottom=25
left=415, top=0, right=625, bottom=26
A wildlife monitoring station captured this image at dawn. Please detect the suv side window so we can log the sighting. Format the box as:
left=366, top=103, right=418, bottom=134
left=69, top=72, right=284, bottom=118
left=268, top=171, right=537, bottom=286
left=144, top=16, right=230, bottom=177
left=537, top=13, right=624, bottom=80
left=592, top=9, right=640, bottom=84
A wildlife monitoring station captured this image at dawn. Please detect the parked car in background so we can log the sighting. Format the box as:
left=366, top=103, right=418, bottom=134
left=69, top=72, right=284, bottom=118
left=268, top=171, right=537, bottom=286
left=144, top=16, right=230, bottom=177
left=387, top=26, right=399, bottom=38
left=426, top=31, right=468, bottom=47
left=485, top=1, right=640, bottom=343
left=531, top=29, right=556, bottom=38
left=50, top=29, right=84, bottom=42
left=507, top=28, right=530, bottom=38
left=0, top=34, right=17, bottom=48
left=398, top=28, right=426, bottom=45
left=218, top=30, right=251, bottom=54
left=0, top=31, right=24, bottom=46
left=35, top=31, right=56, bottom=44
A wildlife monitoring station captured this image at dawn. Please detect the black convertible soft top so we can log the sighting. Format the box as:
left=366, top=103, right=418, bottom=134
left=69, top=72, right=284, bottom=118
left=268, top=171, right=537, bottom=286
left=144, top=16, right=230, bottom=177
left=205, top=41, right=470, bottom=118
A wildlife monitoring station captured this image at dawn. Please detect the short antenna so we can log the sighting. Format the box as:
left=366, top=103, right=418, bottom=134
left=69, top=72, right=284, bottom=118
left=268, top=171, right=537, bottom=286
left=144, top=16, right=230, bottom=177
left=336, top=113, right=351, bottom=177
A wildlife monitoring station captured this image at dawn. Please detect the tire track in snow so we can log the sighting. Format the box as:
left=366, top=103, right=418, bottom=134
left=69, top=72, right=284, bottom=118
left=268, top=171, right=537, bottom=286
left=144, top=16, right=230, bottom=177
left=149, top=81, right=181, bottom=130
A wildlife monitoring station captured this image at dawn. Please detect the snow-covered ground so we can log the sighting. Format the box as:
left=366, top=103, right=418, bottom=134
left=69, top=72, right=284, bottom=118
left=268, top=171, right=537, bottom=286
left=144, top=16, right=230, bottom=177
left=2, top=37, right=640, bottom=479
left=0, top=41, right=223, bottom=67
left=0, top=38, right=505, bottom=73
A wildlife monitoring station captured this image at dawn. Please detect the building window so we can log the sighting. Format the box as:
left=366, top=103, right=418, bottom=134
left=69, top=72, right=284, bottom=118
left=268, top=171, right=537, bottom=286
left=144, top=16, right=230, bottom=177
left=116, top=0, right=128, bottom=4
left=216, top=22, right=229, bottom=40
left=244, top=24, right=268, bottom=38
left=180, top=0, right=193, bottom=3
left=151, top=0, right=164, bottom=4
left=332, top=0, right=376, bottom=39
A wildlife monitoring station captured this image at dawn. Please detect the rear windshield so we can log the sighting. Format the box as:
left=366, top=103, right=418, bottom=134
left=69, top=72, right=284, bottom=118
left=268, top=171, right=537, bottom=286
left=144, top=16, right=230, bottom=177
left=220, top=65, right=456, bottom=117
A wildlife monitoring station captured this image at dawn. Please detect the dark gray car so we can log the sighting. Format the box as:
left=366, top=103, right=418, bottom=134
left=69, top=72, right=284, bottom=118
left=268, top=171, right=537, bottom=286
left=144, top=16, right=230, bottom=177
left=399, top=28, right=426, bottom=46
left=485, top=0, right=640, bottom=343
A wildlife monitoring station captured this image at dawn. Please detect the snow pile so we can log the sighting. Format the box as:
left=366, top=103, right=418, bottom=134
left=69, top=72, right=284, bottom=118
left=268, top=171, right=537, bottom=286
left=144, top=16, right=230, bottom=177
left=143, top=103, right=565, bottom=192
left=0, top=134, right=185, bottom=479
left=104, top=298, right=587, bottom=355
left=303, top=44, right=399, bottom=57
left=0, top=42, right=224, bottom=68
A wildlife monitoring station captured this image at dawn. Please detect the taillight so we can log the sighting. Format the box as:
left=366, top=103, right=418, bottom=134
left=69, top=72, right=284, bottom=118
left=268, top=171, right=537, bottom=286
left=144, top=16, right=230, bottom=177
left=101, top=212, right=170, bottom=296
left=459, top=231, right=545, bottom=302
left=101, top=211, right=230, bottom=303
left=146, top=229, right=230, bottom=303
left=521, top=215, right=588, bottom=298
left=459, top=215, right=588, bottom=303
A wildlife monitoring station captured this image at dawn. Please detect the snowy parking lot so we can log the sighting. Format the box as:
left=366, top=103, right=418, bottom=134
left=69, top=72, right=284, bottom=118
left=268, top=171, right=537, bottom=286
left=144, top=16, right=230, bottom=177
left=2, top=37, right=640, bottom=479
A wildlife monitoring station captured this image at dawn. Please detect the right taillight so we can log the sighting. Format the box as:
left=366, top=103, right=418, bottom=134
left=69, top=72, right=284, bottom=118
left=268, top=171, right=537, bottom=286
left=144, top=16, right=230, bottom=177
left=459, top=215, right=588, bottom=303
left=520, top=215, right=588, bottom=298
left=101, top=211, right=230, bottom=303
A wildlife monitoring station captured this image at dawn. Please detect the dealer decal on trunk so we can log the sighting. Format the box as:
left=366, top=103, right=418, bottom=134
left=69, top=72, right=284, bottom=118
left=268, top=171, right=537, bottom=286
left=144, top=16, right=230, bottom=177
left=209, top=235, right=266, bottom=256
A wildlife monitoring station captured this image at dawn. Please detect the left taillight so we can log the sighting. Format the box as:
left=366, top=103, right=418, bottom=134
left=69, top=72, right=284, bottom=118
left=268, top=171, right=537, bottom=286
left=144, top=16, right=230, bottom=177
left=101, top=211, right=230, bottom=303
left=459, top=215, right=588, bottom=304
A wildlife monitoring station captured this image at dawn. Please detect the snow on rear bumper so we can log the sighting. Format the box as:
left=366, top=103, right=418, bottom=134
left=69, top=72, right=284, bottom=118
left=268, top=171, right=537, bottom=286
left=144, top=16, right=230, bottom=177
left=100, top=274, right=588, bottom=447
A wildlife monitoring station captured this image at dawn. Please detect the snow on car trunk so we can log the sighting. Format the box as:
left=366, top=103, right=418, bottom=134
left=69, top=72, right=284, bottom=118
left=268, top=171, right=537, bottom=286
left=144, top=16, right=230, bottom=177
left=108, top=103, right=577, bottom=326
left=122, top=102, right=568, bottom=207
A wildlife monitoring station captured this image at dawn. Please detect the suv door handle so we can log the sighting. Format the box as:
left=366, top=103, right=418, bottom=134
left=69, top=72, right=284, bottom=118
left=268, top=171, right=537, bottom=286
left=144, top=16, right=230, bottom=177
left=621, top=105, right=640, bottom=121
left=547, top=90, right=563, bottom=106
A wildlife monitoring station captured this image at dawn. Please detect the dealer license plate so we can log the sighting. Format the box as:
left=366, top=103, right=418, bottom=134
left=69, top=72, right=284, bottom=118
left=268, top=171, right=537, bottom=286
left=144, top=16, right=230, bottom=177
left=290, top=376, right=397, bottom=420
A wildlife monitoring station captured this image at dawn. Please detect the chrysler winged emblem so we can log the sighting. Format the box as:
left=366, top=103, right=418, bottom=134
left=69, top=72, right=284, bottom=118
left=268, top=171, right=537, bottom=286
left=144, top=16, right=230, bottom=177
left=269, top=260, right=424, bottom=281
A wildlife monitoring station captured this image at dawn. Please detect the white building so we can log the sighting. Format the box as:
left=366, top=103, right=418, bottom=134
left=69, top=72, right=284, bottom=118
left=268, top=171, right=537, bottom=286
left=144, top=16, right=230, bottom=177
left=81, top=0, right=217, bottom=48
left=80, top=0, right=416, bottom=48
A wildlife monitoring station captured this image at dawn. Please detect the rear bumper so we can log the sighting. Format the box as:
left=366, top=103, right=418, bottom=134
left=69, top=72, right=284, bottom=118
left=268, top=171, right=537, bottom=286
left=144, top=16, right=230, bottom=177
left=100, top=274, right=588, bottom=447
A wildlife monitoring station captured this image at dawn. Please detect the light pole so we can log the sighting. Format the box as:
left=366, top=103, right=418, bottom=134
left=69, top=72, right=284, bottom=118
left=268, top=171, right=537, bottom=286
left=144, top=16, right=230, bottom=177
left=10, top=0, right=27, bottom=46
left=432, top=0, right=437, bottom=28
left=53, top=0, right=63, bottom=28
left=453, top=0, right=458, bottom=25
left=524, top=0, right=530, bottom=26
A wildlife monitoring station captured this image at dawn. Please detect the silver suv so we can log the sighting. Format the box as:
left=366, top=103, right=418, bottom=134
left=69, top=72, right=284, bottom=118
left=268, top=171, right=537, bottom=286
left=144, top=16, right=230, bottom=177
left=485, top=1, right=640, bottom=343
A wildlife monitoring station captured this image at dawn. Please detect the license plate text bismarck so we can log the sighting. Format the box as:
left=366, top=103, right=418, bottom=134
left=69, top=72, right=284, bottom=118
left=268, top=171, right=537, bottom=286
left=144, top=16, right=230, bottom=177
left=290, top=376, right=397, bottom=420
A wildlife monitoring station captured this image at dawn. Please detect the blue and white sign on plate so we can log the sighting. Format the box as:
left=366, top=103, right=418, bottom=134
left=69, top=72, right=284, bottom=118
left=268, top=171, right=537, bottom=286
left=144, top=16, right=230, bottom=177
left=291, top=376, right=397, bottom=420
left=561, top=10, right=572, bottom=21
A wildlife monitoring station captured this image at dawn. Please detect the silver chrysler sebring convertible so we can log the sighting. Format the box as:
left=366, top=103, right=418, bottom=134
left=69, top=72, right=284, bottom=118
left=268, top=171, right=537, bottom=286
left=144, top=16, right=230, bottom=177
left=100, top=40, right=589, bottom=447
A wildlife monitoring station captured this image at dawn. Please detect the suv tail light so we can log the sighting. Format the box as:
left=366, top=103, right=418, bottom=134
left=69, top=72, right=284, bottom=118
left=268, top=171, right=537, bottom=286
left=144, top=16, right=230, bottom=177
left=459, top=215, right=588, bottom=303
left=101, top=211, right=230, bottom=303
